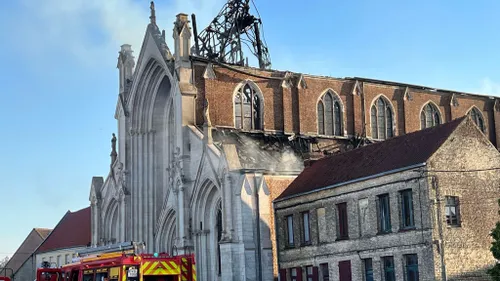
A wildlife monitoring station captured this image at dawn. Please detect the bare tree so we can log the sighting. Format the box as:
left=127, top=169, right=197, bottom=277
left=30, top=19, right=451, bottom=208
left=0, top=256, right=9, bottom=268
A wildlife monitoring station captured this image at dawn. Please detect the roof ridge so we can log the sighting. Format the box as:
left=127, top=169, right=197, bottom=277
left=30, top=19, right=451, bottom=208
left=312, top=116, right=467, bottom=166
left=276, top=117, right=469, bottom=201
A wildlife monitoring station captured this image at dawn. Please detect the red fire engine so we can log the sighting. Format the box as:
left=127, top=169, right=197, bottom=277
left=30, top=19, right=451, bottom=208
left=36, top=242, right=196, bottom=281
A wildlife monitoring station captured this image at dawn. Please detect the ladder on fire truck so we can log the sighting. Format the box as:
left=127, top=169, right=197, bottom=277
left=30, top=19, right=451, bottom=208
left=37, top=242, right=196, bottom=281
left=75, top=241, right=196, bottom=281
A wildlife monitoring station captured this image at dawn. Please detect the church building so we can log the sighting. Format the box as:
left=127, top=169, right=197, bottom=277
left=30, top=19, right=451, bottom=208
left=88, top=2, right=500, bottom=281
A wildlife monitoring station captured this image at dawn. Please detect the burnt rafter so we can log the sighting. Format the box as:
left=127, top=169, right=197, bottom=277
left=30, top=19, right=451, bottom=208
left=191, top=0, right=271, bottom=69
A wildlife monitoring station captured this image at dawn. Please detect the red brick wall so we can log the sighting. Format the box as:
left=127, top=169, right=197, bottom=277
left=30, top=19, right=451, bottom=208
left=298, top=77, right=353, bottom=135
left=192, top=62, right=498, bottom=146
left=265, top=176, right=296, bottom=278
left=363, top=83, right=402, bottom=137
left=402, top=89, right=446, bottom=134
left=194, top=64, right=286, bottom=131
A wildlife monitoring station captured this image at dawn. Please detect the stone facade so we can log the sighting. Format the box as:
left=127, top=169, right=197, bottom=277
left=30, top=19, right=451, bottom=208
left=274, top=118, right=500, bottom=281
left=428, top=119, right=500, bottom=281
left=88, top=3, right=500, bottom=281
left=12, top=255, right=36, bottom=281
left=35, top=247, right=82, bottom=268
left=275, top=170, right=435, bottom=281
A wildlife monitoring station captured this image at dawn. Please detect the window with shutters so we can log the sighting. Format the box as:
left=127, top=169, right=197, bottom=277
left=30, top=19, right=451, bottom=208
left=400, top=189, right=415, bottom=229
left=370, top=97, right=394, bottom=139
left=306, top=266, right=314, bottom=281
left=279, top=269, right=287, bottom=281
left=302, top=211, right=311, bottom=245
left=382, top=256, right=395, bottom=281
left=290, top=267, right=302, bottom=281
left=404, top=254, right=419, bottom=281
left=317, top=91, right=343, bottom=136
left=363, top=259, right=373, bottom=281
left=469, top=107, right=486, bottom=133
left=234, top=82, right=263, bottom=131
left=338, top=260, right=352, bottom=281
left=285, top=215, right=295, bottom=247
left=290, top=268, right=298, bottom=281
left=378, top=194, right=391, bottom=234
left=445, top=196, right=461, bottom=226
left=420, top=102, right=441, bottom=129
left=320, top=263, right=329, bottom=281
left=337, top=203, right=349, bottom=240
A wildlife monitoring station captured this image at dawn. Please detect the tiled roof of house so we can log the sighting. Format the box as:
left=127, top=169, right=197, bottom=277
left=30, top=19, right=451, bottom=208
left=276, top=117, right=467, bottom=201
left=36, top=207, right=91, bottom=253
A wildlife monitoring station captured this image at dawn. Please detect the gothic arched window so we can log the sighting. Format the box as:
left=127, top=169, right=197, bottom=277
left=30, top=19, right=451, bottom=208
left=420, top=103, right=441, bottom=129
left=370, top=97, right=394, bottom=139
left=317, top=91, right=343, bottom=136
left=469, top=107, right=485, bottom=133
left=234, top=83, right=262, bottom=130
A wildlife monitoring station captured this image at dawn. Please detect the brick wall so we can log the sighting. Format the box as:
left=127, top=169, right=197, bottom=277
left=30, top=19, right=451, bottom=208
left=192, top=62, right=498, bottom=148
left=265, top=176, right=296, bottom=279
left=428, top=118, right=500, bottom=281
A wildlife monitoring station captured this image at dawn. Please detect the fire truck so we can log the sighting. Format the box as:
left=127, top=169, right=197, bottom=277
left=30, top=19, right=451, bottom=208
left=36, top=242, right=196, bottom=281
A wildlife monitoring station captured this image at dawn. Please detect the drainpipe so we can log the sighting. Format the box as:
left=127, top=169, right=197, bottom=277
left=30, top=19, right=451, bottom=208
left=273, top=201, right=281, bottom=281
left=252, top=172, right=263, bottom=281
left=432, top=176, right=447, bottom=281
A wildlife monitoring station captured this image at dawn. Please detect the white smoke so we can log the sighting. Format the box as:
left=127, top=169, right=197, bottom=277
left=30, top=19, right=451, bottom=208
left=233, top=134, right=303, bottom=173
left=10, top=0, right=225, bottom=67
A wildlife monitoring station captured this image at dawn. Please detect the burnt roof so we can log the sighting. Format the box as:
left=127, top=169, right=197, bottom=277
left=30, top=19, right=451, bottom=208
left=213, top=129, right=306, bottom=173
left=276, top=117, right=467, bottom=201
left=36, top=207, right=91, bottom=253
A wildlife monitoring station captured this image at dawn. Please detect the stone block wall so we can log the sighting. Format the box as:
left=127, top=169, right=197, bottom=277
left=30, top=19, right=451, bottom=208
left=274, top=170, right=436, bottom=281
left=428, top=118, right=500, bottom=281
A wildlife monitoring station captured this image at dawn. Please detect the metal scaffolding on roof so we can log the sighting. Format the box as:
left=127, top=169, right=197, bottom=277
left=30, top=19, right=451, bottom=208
left=191, top=0, right=271, bottom=69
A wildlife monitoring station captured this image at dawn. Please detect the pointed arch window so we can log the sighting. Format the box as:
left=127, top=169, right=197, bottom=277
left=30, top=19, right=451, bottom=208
left=234, top=83, right=262, bottom=130
left=469, top=107, right=485, bottom=132
left=317, top=91, right=342, bottom=136
left=371, top=97, right=394, bottom=139
left=420, top=103, right=441, bottom=129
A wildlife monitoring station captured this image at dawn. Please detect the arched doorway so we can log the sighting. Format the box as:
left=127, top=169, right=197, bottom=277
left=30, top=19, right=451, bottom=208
left=190, top=179, right=222, bottom=281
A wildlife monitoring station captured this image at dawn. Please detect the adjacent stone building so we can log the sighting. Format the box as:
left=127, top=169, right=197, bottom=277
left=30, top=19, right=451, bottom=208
left=0, top=228, right=51, bottom=281
left=35, top=207, right=91, bottom=269
left=87, top=2, right=500, bottom=281
left=274, top=117, right=500, bottom=281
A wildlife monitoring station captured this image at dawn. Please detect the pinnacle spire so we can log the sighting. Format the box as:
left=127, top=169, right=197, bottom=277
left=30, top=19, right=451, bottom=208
left=149, top=1, right=156, bottom=25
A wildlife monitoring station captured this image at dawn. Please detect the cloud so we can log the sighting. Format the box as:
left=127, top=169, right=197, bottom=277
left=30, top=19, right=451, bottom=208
left=8, top=0, right=225, bottom=68
left=478, top=78, right=500, bottom=97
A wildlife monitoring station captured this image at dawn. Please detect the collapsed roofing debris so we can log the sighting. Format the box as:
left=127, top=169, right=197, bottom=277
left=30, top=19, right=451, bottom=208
left=211, top=128, right=372, bottom=173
